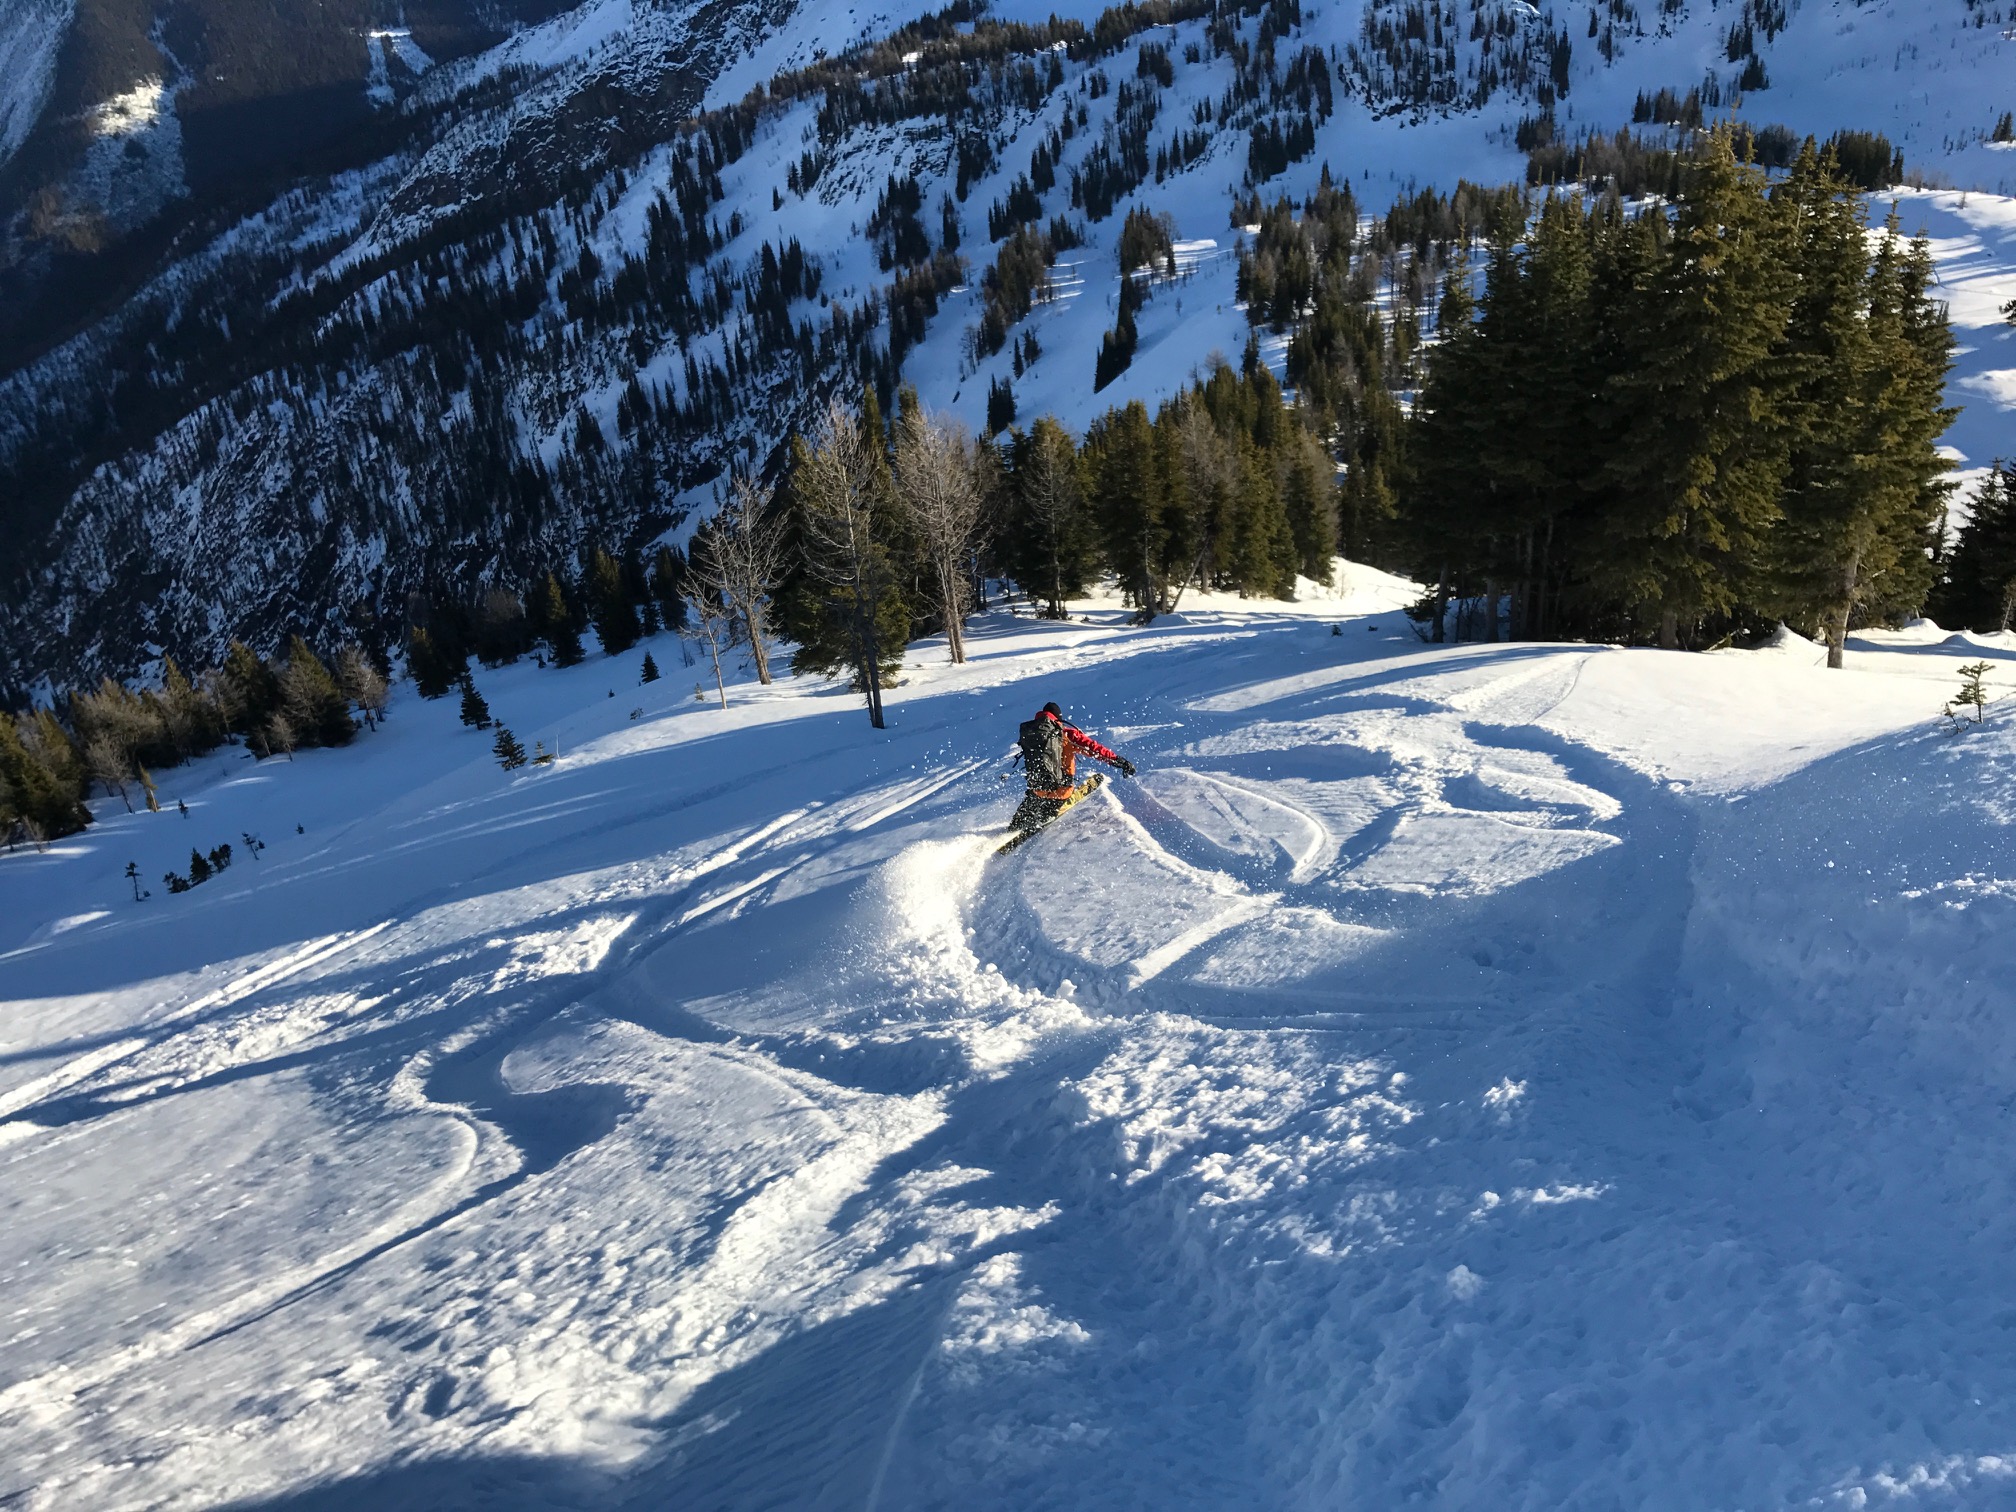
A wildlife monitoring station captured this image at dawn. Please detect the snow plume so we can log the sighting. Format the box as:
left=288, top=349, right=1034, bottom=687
left=868, top=835, right=1095, bottom=1074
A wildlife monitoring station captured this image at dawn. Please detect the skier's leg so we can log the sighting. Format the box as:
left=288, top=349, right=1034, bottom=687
left=1010, top=793, right=1065, bottom=833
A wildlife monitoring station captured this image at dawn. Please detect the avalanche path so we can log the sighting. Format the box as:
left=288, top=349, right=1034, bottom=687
left=4, top=583, right=2016, bottom=1509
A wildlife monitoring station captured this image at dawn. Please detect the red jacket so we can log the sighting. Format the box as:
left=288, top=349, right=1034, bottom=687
left=1031, top=710, right=1118, bottom=798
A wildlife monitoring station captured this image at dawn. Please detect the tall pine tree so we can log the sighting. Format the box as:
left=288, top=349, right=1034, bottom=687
left=1934, top=465, right=2016, bottom=631
left=1593, top=132, right=1793, bottom=647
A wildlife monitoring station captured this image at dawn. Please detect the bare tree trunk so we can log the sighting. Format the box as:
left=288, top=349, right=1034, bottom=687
left=939, top=549, right=968, bottom=663
left=1482, top=578, right=1499, bottom=644
left=746, top=610, right=772, bottom=684
left=857, top=591, right=885, bottom=727
left=1432, top=564, right=1449, bottom=643
left=706, top=628, right=727, bottom=708
left=1826, top=552, right=1861, bottom=671
left=1659, top=609, right=1680, bottom=651
left=792, top=399, right=895, bottom=728
left=894, top=407, right=983, bottom=666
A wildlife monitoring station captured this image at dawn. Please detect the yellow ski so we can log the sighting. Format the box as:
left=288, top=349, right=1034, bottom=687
left=996, top=773, right=1105, bottom=855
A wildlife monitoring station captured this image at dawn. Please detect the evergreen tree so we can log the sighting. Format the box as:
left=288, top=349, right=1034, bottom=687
left=406, top=626, right=462, bottom=698
left=458, top=672, right=493, bottom=729
left=533, top=572, right=586, bottom=666
left=1593, top=133, right=1794, bottom=646
left=781, top=398, right=909, bottom=726
left=187, top=847, right=213, bottom=886
left=1094, top=275, right=1143, bottom=390
left=0, top=715, right=90, bottom=843
left=1866, top=222, right=1958, bottom=623
left=281, top=638, right=356, bottom=746
left=640, top=650, right=661, bottom=683
left=221, top=640, right=284, bottom=732
left=1229, top=441, right=1299, bottom=598
left=1165, top=391, right=1237, bottom=593
left=1084, top=400, right=1169, bottom=617
left=1493, top=196, right=1601, bottom=639
left=493, top=725, right=527, bottom=769
left=1399, top=271, right=1488, bottom=638
left=1758, top=145, right=1883, bottom=663
left=1279, top=428, right=1341, bottom=584
left=1933, top=465, right=2016, bottom=631
left=585, top=546, right=641, bottom=655
left=986, top=377, right=1017, bottom=438
left=649, top=548, right=689, bottom=634
left=1006, top=417, right=1094, bottom=618
left=1944, top=661, right=1994, bottom=729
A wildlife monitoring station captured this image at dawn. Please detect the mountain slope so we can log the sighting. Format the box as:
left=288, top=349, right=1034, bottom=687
left=6, top=578, right=2016, bottom=1505
left=2, top=0, right=2013, bottom=695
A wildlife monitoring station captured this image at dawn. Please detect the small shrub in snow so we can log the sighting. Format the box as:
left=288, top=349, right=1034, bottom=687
left=1943, top=662, right=1993, bottom=731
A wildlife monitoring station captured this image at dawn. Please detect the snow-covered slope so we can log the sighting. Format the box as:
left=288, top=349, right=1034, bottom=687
left=0, top=0, right=71, bottom=171
left=7, top=573, right=2016, bottom=1506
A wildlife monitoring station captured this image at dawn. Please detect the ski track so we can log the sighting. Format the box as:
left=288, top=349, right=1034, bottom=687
left=5, top=590, right=2016, bottom=1508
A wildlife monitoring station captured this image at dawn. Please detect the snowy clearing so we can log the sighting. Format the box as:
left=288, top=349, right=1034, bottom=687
left=7, top=571, right=2016, bottom=1507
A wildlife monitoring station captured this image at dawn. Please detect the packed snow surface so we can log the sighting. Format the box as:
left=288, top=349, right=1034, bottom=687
left=8, top=572, right=2016, bottom=1508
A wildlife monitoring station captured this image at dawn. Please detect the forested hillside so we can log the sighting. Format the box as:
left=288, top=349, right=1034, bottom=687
left=0, top=0, right=2012, bottom=710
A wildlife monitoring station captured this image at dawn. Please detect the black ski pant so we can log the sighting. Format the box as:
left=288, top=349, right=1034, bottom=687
left=1010, top=791, right=1070, bottom=833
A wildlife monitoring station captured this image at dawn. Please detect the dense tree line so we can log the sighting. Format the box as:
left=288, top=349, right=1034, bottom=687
left=1237, top=171, right=1521, bottom=558
left=1400, top=133, right=1953, bottom=663
left=1, top=639, right=385, bottom=848
left=763, top=363, right=1341, bottom=723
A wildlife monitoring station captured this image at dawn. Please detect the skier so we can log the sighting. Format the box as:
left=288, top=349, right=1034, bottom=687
left=1004, top=701, right=1136, bottom=849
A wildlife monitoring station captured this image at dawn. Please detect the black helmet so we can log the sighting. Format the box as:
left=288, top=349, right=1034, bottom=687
left=1042, top=701, right=1062, bottom=718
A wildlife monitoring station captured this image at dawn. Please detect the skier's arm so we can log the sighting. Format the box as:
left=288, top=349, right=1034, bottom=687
left=1065, top=726, right=1135, bottom=776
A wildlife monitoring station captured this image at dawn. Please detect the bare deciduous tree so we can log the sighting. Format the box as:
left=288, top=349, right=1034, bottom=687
left=84, top=733, right=136, bottom=812
left=683, top=575, right=733, bottom=709
left=895, top=408, right=986, bottom=664
left=334, top=645, right=390, bottom=730
left=689, top=474, right=790, bottom=685
left=795, top=398, right=901, bottom=728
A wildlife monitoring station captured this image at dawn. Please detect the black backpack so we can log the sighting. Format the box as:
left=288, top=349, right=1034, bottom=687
left=1018, top=716, right=1066, bottom=788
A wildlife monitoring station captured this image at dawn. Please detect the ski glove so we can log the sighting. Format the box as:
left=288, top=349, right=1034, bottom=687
left=1113, top=756, right=1137, bottom=778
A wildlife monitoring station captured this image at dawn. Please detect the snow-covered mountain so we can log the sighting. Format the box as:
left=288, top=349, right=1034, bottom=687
left=2, top=0, right=2014, bottom=694
left=9, top=573, right=2016, bottom=1505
